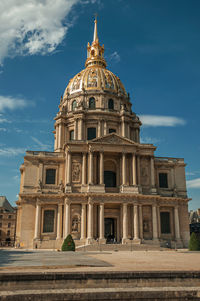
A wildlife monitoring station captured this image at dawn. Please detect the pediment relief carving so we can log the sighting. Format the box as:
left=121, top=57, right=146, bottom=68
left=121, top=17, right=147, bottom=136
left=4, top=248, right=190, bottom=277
left=91, top=133, right=136, bottom=146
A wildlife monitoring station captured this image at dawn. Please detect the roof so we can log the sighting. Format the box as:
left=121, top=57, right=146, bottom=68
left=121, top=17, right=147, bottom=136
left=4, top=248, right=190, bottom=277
left=0, top=196, right=14, bottom=212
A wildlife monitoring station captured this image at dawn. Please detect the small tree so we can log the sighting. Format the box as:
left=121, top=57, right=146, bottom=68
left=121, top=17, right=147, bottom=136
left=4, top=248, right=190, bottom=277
left=61, top=234, right=75, bottom=251
left=189, top=232, right=200, bottom=251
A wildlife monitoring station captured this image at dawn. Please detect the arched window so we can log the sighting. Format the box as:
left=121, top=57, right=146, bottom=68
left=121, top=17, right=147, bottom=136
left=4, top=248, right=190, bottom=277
left=108, top=99, right=114, bottom=110
left=89, top=97, right=96, bottom=109
left=72, top=100, right=77, bottom=111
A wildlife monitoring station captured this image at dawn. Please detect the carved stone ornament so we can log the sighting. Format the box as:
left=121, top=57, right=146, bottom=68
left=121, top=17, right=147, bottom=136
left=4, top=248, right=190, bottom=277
left=72, top=163, right=81, bottom=183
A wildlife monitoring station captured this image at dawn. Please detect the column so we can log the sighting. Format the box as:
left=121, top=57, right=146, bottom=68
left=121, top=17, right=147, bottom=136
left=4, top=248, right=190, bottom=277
left=152, top=205, right=158, bottom=240
left=88, top=150, right=93, bottom=185
left=66, top=151, right=72, bottom=185
left=81, top=203, right=86, bottom=240
left=137, top=156, right=141, bottom=185
left=122, top=203, right=128, bottom=241
left=55, top=125, right=59, bottom=149
left=103, top=120, right=107, bottom=135
left=174, top=206, right=180, bottom=240
left=132, top=153, right=136, bottom=186
left=98, top=120, right=101, bottom=137
left=121, top=116, right=125, bottom=137
left=82, top=152, right=87, bottom=185
left=87, top=200, right=93, bottom=240
left=79, top=118, right=83, bottom=140
left=64, top=199, right=70, bottom=237
left=56, top=204, right=62, bottom=239
left=139, top=205, right=143, bottom=240
left=151, top=157, right=155, bottom=187
left=74, top=118, right=78, bottom=140
left=122, top=153, right=126, bottom=185
left=34, top=203, right=41, bottom=239
left=157, top=206, right=160, bottom=238
left=99, top=203, right=104, bottom=240
left=58, top=123, right=62, bottom=149
left=133, top=205, right=139, bottom=240
left=99, top=152, right=104, bottom=185
left=127, top=124, right=130, bottom=139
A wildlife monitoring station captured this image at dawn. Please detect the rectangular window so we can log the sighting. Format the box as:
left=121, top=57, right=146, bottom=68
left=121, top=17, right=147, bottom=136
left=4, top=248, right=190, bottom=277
left=160, top=212, right=170, bottom=234
left=0, top=223, right=2, bottom=228
left=45, top=169, right=56, bottom=184
left=0, top=215, right=2, bottom=219
left=0, top=230, right=1, bottom=236
left=43, top=210, right=55, bottom=233
left=8, top=215, right=12, bottom=219
left=87, top=127, right=96, bottom=140
left=70, top=130, right=74, bottom=140
left=8, top=223, right=11, bottom=228
left=7, top=230, right=10, bottom=236
left=159, top=173, right=168, bottom=188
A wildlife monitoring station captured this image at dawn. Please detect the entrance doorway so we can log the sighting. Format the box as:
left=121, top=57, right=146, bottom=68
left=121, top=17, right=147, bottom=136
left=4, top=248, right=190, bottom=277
left=104, top=218, right=116, bottom=243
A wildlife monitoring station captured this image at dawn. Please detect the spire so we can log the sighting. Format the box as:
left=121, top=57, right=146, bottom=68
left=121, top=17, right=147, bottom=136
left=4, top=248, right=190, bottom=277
left=93, top=15, right=99, bottom=43
left=85, top=16, right=107, bottom=68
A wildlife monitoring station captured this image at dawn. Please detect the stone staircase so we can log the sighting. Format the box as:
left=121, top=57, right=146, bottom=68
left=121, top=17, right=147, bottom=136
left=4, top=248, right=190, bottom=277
left=1, top=271, right=200, bottom=300
left=76, top=241, right=168, bottom=252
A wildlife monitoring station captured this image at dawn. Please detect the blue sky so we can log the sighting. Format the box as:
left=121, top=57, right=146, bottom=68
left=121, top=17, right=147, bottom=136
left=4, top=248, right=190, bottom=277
left=0, top=0, right=200, bottom=210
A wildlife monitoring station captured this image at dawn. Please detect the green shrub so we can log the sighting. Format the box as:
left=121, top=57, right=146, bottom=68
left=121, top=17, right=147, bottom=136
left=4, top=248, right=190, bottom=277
left=189, top=232, right=200, bottom=251
left=61, top=234, right=75, bottom=251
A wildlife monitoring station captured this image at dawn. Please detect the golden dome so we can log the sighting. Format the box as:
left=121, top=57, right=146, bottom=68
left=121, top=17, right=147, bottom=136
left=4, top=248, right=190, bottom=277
left=63, top=18, right=127, bottom=98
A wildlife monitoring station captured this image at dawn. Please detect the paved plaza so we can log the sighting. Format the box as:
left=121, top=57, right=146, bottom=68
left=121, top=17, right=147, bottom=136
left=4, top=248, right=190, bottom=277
left=0, top=249, right=200, bottom=273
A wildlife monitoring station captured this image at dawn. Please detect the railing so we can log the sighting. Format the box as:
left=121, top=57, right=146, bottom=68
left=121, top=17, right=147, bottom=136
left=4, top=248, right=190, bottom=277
left=26, top=151, right=64, bottom=157
left=155, top=157, right=184, bottom=163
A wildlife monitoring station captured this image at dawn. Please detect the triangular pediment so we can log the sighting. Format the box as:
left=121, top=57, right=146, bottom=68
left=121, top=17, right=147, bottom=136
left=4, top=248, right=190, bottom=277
left=90, top=133, right=138, bottom=145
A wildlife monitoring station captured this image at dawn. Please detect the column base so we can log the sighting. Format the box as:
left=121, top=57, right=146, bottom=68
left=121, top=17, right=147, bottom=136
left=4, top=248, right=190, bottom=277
left=133, top=238, right=141, bottom=244
left=87, top=238, right=95, bottom=245
left=120, top=185, right=139, bottom=194
left=65, top=184, right=72, bottom=193
left=122, top=238, right=131, bottom=244
left=99, top=238, right=106, bottom=244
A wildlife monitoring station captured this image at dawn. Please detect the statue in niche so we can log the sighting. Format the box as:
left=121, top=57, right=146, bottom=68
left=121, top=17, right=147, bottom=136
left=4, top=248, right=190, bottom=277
left=59, top=180, right=64, bottom=192
left=72, top=217, right=80, bottom=232
left=72, top=163, right=81, bottom=183
left=37, top=179, right=42, bottom=191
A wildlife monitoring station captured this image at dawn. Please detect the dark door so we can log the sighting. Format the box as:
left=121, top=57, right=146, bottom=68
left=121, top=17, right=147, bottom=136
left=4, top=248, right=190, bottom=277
left=105, top=218, right=115, bottom=243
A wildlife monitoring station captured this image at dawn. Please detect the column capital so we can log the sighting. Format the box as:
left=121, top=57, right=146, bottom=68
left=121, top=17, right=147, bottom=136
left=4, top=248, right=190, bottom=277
left=65, top=198, right=71, bottom=205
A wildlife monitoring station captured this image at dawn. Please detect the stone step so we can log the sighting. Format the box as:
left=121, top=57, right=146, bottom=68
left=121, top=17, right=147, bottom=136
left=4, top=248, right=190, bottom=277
left=76, top=242, right=164, bottom=252
left=1, top=286, right=200, bottom=300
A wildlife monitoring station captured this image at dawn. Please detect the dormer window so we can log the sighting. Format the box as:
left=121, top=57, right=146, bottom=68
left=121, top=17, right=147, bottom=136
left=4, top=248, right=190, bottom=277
left=89, top=97, right=96, bottom=109
left=108, top=99, right=114, bottom=110
left=72, top=100, right=77, bottom=111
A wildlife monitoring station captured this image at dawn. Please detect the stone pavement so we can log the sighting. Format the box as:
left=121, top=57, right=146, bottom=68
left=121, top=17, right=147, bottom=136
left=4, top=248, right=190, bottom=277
left=0, top=249, right=200, bottom=273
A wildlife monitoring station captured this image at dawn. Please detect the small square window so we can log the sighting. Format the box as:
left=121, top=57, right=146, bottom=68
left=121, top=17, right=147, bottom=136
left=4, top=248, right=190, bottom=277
left=159, top=173, right=168, bottom=188
left=8, top=215, right=12, bottom=219
left=109, top=128, right=116, bottom=134
left=45, top=169, right=56, bottom=185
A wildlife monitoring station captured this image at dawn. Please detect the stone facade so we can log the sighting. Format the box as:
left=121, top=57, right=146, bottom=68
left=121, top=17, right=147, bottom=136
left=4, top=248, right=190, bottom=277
left=16, top=19, right=190, bottom=249
left=0, top=196, right=16, bottom=246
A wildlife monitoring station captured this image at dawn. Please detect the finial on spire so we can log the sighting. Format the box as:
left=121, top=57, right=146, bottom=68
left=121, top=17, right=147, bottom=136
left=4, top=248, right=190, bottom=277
left=93, top=13, right=99, bottom=43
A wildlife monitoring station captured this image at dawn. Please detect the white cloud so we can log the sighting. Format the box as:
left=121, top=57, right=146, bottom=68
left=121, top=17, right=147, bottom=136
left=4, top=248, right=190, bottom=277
left=187, top=178, right=200, bottom=189
left=0, top=95, right=30, bottom=112
left=139, top=115, right=186, bottom=127
left=140, top=136, right=161, bottom=144
left=31, top=136, right=51, bottom=151
left=0, top=147, right=25, bottom=156
left=0, top=0, right=79, bottom=64
left=109, top=51, right=120, bottom=63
